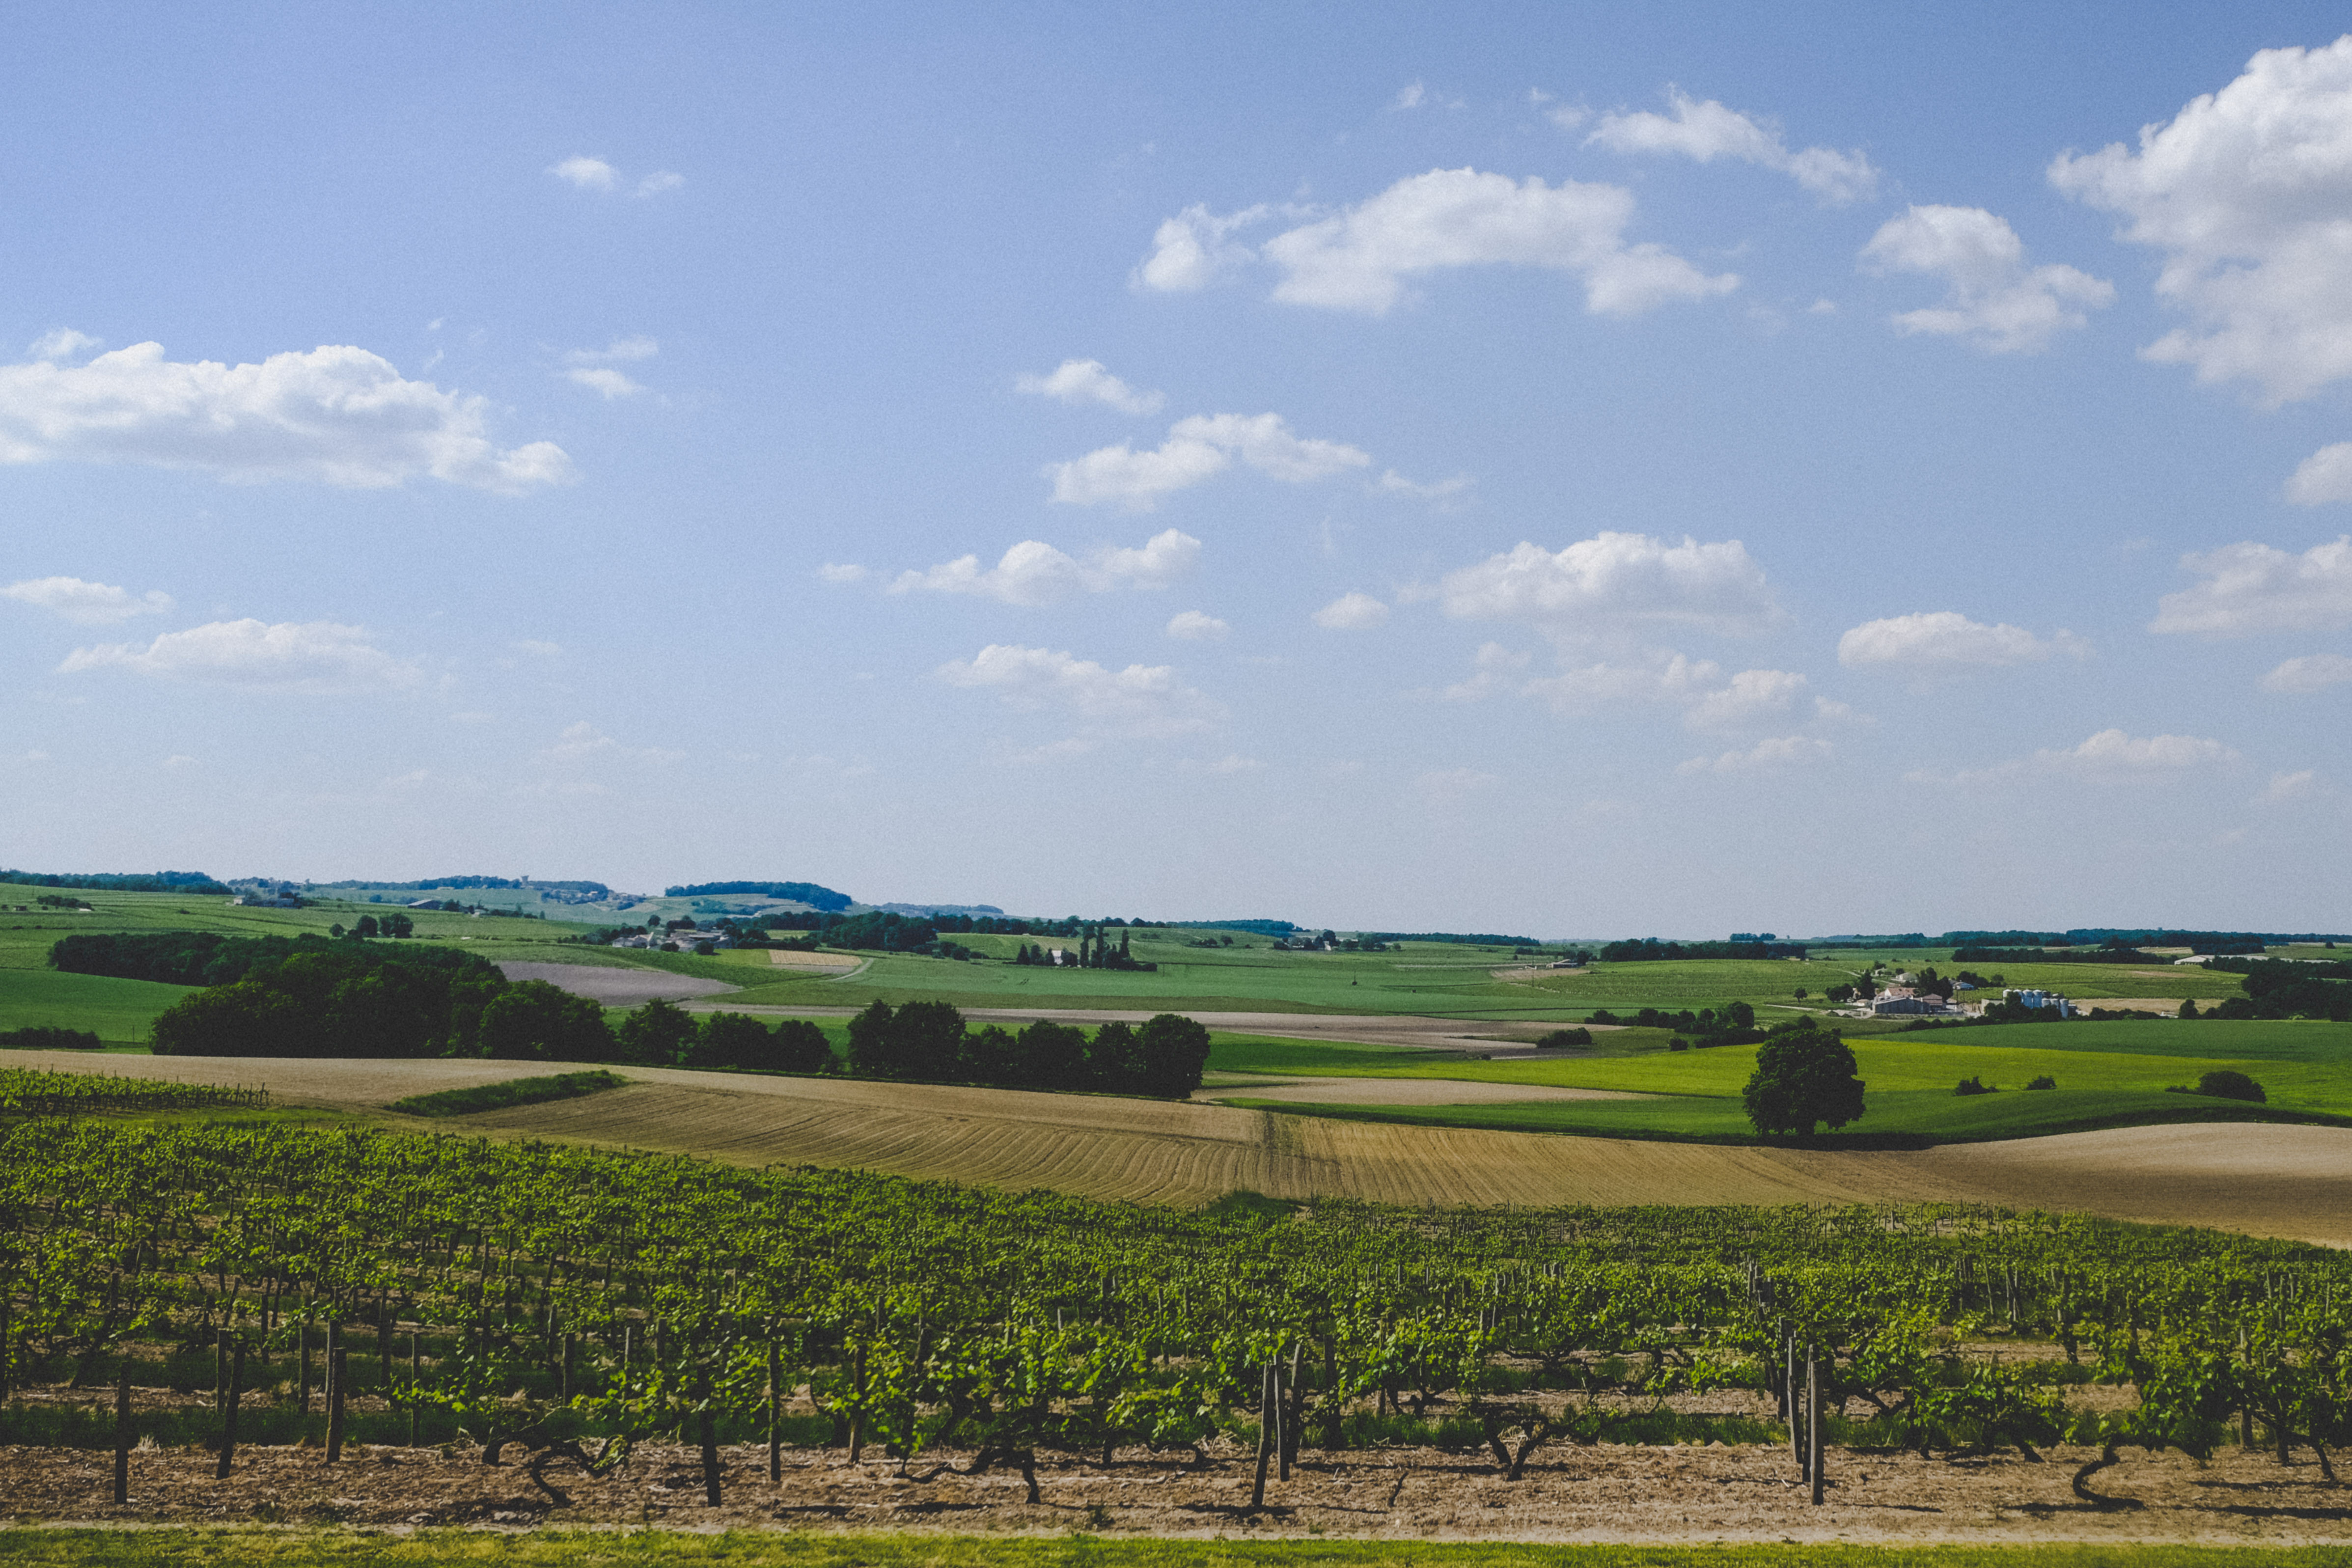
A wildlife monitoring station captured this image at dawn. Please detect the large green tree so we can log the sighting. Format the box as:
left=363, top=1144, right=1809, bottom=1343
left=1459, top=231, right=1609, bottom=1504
left=1134, top=1013, right=1213, bottom=1098
left=1741, top=1021, right=1865, bottom=1138
left=617, top=998, right=699, bottom=1066
left=480, top=980, right=616, bottom=1062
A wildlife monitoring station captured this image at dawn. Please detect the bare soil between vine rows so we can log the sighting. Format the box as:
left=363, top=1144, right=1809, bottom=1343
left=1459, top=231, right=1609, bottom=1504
left=5, top=1437, right=2350, bottom=1546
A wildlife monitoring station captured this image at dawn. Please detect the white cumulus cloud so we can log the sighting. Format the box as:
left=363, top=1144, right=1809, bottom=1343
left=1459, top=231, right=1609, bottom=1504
left=1134, top=172, right=1735, bottom=318
left=2287, top=443, right=2352, bottom=505
left=3, top=576, right=173, bottom=626
left=1496, top=650, right=1807, bottom=732
left=563, top=337, right=657, bottom=399
left=938, top=644, right=1222, bottom=739
left=1258, top=167, right=1738, bottom=317
left=548, top=156, right=618, bottom=190
left=0, top=340, right=571, bottom=492
left=2051, top=38, right=2352, bottom=406
left=1685, top=667, right=1808, bottom=731
left=2262, top=653, right=2352, bottom=692
left=890, top=528, right=1199, bottom=605
left=566, top=367, right=642, bottom=399
left=1312, top=592, right=1389, bottom=630
left=27, top=328, right=100, bottom=361
left=818, top=563, right=867, bottom=585
left=1166, top=609, right=1229, bottom=641
left=57, top=619, right=420, bottom=693
left=1015, top=358, right=1164, bottom=415
left=1437, top=531, right=1781, bottom=639
left=1837, top=610, right=2089, bottom=667
left=2041, top=728, right=2237, bottom=776
left=1132, top=203, right=1271, bottom=292
left=1375, top=469, right=1475, bottom=503
left=1047, top=411, right=1370, bottom=508
left=1677, top=735, right=1833, bottom=775
left=1859, top=206, right=2113, bottom=353
left=1586, top=88, right=1878, bottom=203
left=2149, top=537, right=2352, bottom=635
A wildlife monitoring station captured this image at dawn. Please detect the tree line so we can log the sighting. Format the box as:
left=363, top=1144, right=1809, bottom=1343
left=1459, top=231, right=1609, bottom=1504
left=845, top=1000, right=1210, bottom=1096
left=0, top=868, right=229, bottom=895
left=1600, top=938, right=1809, bottom=962
left=2205, top=958, right=2352, bottom=1022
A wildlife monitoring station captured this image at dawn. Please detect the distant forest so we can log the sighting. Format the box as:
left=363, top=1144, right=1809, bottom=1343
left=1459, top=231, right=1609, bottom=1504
left=664, top=880, right=854, bottom=910
left=0, top=869, right=229, bottom=895
left=314, top=875, right=612, bottom=893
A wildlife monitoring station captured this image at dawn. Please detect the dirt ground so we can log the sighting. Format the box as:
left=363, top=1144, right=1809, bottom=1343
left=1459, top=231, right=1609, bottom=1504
left=5, top=1434, right=2348, bottom=1547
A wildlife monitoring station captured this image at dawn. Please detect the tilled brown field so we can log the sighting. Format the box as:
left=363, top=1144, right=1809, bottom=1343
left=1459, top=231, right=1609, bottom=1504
left=5, top=1436, right=2349, bottom=1547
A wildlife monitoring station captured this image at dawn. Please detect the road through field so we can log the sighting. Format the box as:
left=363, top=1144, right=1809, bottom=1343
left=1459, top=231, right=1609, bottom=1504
left=15, top=1048, right=2347, bottom=1245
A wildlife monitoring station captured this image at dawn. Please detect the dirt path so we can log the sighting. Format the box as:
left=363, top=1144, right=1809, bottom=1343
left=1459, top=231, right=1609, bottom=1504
left=1196, top=1079, right=1649, bottom=1106
left=497, top=962, right=738, bottom=1006
left=6, top=1436, right=2349, bottom=1546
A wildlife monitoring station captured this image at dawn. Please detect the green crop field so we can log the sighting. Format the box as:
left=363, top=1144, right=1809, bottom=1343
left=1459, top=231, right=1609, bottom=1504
left=1204, top=1018, right=2352, bottom=1144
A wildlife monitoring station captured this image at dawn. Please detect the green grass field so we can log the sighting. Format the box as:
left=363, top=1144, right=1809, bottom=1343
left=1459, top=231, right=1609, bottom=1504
left=1204, top=1018, right=2352, bottom=1144
left=0, top=894, right=2263, bottom=1025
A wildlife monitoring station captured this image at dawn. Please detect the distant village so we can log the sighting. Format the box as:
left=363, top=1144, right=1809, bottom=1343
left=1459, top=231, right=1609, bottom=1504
left=1836, top=968, right=2076, bottom=1020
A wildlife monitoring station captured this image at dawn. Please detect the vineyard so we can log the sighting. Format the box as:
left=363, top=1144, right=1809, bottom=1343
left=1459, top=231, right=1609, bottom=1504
left=4, top=1104, right=2351, bottom=1533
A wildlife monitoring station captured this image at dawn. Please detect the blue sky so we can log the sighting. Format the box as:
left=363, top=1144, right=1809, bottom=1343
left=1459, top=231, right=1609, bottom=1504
left=6, top=2, right=2352, bottom=935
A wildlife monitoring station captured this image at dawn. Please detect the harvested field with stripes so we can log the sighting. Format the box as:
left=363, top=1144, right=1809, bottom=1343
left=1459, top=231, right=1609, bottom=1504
left=12, top=1049, right=2347, bottom=1244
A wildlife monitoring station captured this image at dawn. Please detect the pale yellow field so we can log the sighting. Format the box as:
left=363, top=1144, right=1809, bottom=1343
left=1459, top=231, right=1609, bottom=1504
left=764, top=949, right=861, bottom=969
left=13, top=1050, right=2348, bottom=1246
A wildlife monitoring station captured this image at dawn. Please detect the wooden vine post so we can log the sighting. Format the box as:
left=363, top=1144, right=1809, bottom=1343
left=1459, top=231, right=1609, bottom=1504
left=214, top=1338, right=246, bottom=1479
left=767, top=1340, right=783, bottom=1484
left=112, top=1356, right=132, bottom=1504
left=326, top=1345, right=348, bottom=1463
left=1807, top=1342, right=1826, bottom=1506
left=696, top=1359, right=723, bottom=1505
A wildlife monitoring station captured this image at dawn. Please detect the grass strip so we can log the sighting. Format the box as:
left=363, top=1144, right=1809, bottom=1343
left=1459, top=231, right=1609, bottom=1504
left=1234, top=1092, right=2352, bottom=1150
left=6, top=1531, right=2352, bottom=1568
left=385, top=1069, right=626, bottom=1118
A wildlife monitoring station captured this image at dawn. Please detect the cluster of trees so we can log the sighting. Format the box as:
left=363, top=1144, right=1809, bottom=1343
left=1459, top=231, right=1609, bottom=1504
left=0, top=1024, right=100, bottom=1050
left=0, top=868, right=228, bottom=895
left=1950, top=945, right=2169, bottom=966
left=1600, top=937, right=1809, bottom=962
left=1587, top=1001, right=1758, bottom=1044
left=845, top=1000, right=1211, bottom=1097
left=1358, top=929, right=1527, bottom=946
left=145, top=942, right=509, bottom=1058
left=2203, top=958, right=2352, bottom=1021
left=1269, top=930, right=1389, bottom=953
left=54, top=931, right=432, bottom=988
left=475, top=994, right=832, bottom=1073
left=664, top=880, right=854, bottom=910
left=329, top=913, right=415, bottom=938
left=117, top=930, right=836, bottom=1069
